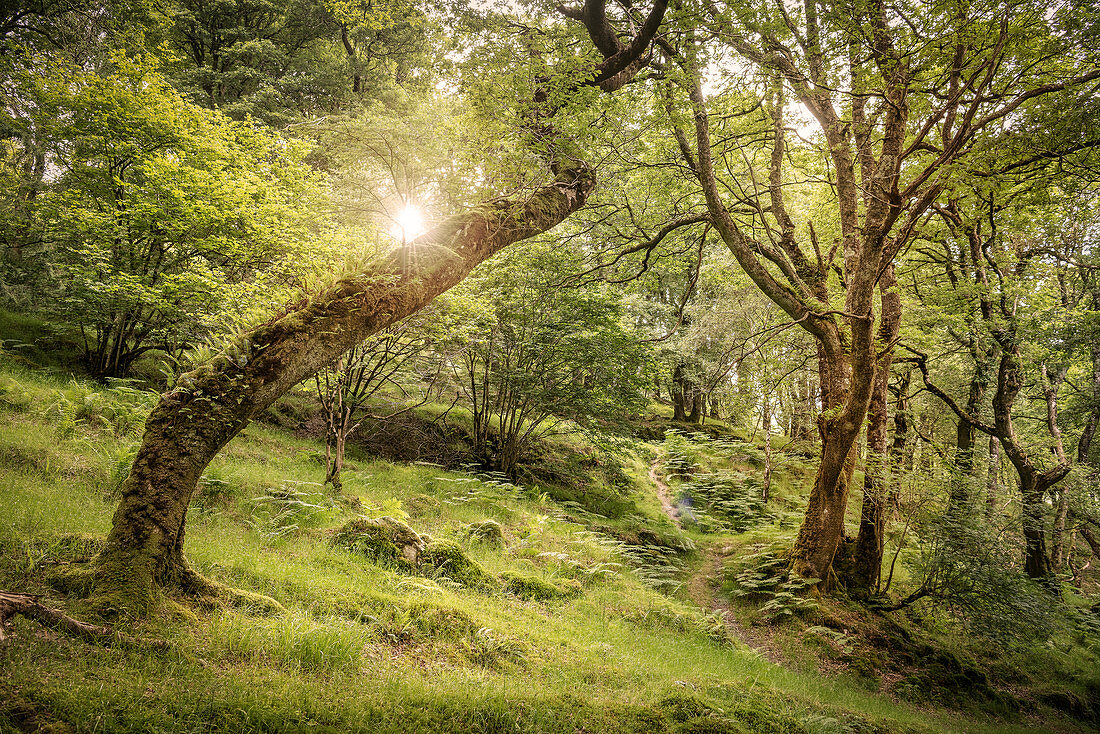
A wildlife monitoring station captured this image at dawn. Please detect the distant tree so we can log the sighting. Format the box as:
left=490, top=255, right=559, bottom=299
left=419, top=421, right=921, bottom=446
left=314, top=319, right=433, bottom=490
left=163, top=0, right=431, bottom=125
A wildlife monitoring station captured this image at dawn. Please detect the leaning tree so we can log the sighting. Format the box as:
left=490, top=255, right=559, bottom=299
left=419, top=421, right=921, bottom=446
left=84, top=0, right=670, bottom=616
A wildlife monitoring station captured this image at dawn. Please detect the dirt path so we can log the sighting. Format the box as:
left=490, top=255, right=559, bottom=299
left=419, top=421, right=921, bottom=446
left=647, top=452, right=780, bottom=661
left=682, top=543, right=781, bottom=662
left=648, top=453, right=681, bottom=529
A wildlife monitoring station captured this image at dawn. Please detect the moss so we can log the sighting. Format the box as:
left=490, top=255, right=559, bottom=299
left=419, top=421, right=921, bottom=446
left=331, top=516, right=425, bottom=569
left=49, top=533, right=105, bottom=563
left=463, top=519, right=505, bottom=547
left=420, top=540, right=497, bottom=591
left=892, top=647, right=1019, bottom=713
left=658, top=693, right=716, bottom=723
left=674, top=717, right=746, bottom=734
left=500, top=571, right=580, bottom=602
left=183, top=574, right=284, bottom=616
left=45, top=564, right=96, bottom=597
left=408, top=602, right=479, bottom=641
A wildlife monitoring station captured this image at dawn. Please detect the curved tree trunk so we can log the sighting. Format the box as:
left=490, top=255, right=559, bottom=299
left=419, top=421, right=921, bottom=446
left=89, top=164, right=596, bottom=615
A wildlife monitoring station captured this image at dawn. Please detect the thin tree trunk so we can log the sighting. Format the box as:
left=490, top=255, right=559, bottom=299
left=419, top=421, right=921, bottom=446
left=986, top=435, right=1000, bottom=518
left=762, top=394, right=772, bottom=503
left=1052, top=487, right=1070, bottom=569
left=850, top=268, right=902, bottom=594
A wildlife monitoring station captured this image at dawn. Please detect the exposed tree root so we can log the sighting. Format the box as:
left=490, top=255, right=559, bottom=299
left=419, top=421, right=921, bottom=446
left=0, top=590, right=168, bottom=650
left=169, top=560, right=283, bottom=616
left=50, top=548, right=282, bottom=620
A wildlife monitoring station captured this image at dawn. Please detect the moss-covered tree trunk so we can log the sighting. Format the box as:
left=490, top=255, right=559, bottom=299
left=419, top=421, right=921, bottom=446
left=90, top=164, right=596, bottom=615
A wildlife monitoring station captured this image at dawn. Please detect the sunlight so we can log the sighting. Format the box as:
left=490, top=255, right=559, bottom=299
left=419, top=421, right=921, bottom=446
left=390, top=204, right=426, bottom=242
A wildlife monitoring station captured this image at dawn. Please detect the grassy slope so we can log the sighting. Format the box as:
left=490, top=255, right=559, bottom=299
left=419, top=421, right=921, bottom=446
left=0, top=352, right=1096, bottom=733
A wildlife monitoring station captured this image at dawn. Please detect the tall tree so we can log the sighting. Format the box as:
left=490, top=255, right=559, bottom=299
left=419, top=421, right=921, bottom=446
left=663, top=0, right=1098, bottom=586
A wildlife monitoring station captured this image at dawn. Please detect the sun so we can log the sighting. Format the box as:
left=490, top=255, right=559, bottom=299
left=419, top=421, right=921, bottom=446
left=390, top=204, right=426, bottom=242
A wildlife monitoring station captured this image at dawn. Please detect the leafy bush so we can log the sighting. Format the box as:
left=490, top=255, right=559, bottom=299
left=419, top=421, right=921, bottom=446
left=677, top=471, right=774, bottom=533
left=902, top=512, right=1060, bottom=640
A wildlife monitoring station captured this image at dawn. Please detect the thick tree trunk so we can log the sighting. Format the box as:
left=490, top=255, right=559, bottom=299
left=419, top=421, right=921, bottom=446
left=89, top=163, right=595, bottom=615
left=688, top=381, right=702, bottom=424
left=1021, top=475, right=1053, bottom=579
left=789, top=341, right=868, bottom=583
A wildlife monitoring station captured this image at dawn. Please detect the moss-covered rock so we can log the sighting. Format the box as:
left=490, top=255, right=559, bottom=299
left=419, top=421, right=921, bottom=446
left=421, top=540, right=496, bottom=590
left=463, top=519, right=505, bottom=547
left=500, top=571, right=581, bottom=601
left=331, top=516, right=425, bottom=568
left=892, top=646, right=1019, bottom=713
left=408, top=601, right=479, bottom=641
left=658, top=693, right=716, bottom=723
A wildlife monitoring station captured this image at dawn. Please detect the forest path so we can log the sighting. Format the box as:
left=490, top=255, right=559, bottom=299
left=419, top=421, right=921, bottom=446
left=648, top=452, right=681, bottom=529
left=681, top=542, right=781, bottom=662
left=647, top=451, right=781, bottom=662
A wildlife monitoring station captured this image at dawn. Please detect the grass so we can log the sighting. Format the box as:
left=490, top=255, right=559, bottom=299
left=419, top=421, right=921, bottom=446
left=0, top=357, right=1097, bottom=733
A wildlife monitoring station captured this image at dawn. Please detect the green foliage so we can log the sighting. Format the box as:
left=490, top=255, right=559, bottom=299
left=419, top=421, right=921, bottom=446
left=3, top=54, right=320, bottom=377
left=724, top=548, right=819, bottom=622
left=439, top=241, right=653, bottom=476
left=166, top=0, right=431, bottom=126
left=902, top=512, right=1061, bottom=641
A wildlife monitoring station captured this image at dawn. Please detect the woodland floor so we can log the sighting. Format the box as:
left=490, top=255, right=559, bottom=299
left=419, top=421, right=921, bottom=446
left=1, top=359, right=1099, bottom=733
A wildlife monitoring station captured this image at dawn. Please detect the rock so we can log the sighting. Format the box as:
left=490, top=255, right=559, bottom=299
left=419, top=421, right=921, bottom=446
left=331, top=516, right=426, bottom=568
left=420, top=539, right=497, bottom=590
left=500, top=571, right=581, bottom=601
left=463, top=519, right=505, bottom=547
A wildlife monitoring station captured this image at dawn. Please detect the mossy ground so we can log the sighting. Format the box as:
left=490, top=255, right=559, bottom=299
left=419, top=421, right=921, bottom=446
left=0, top=354, right=1097, bottom=733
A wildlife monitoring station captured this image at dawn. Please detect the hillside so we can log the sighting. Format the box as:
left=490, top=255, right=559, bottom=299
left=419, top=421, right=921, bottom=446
left=2, top=343, right=1099, bottom=734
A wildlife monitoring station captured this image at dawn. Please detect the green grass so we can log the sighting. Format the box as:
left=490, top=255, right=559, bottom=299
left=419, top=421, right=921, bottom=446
left=0, top=360, right=1096, bottom=733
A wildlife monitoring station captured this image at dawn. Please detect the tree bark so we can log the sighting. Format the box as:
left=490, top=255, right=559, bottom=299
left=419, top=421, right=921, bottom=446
left=849, top=269, right=902, bottom=594
left=688, top=379, right=702, bottom=424
left=672, top=362, right=687, bottom=421
left=89, top=163, right=596, bottom=615
left=985, top=434, right=1000, bottom=518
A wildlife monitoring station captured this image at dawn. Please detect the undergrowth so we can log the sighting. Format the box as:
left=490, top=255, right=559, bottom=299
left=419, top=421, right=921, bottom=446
left=0, top=360, right=1095, bottom=734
